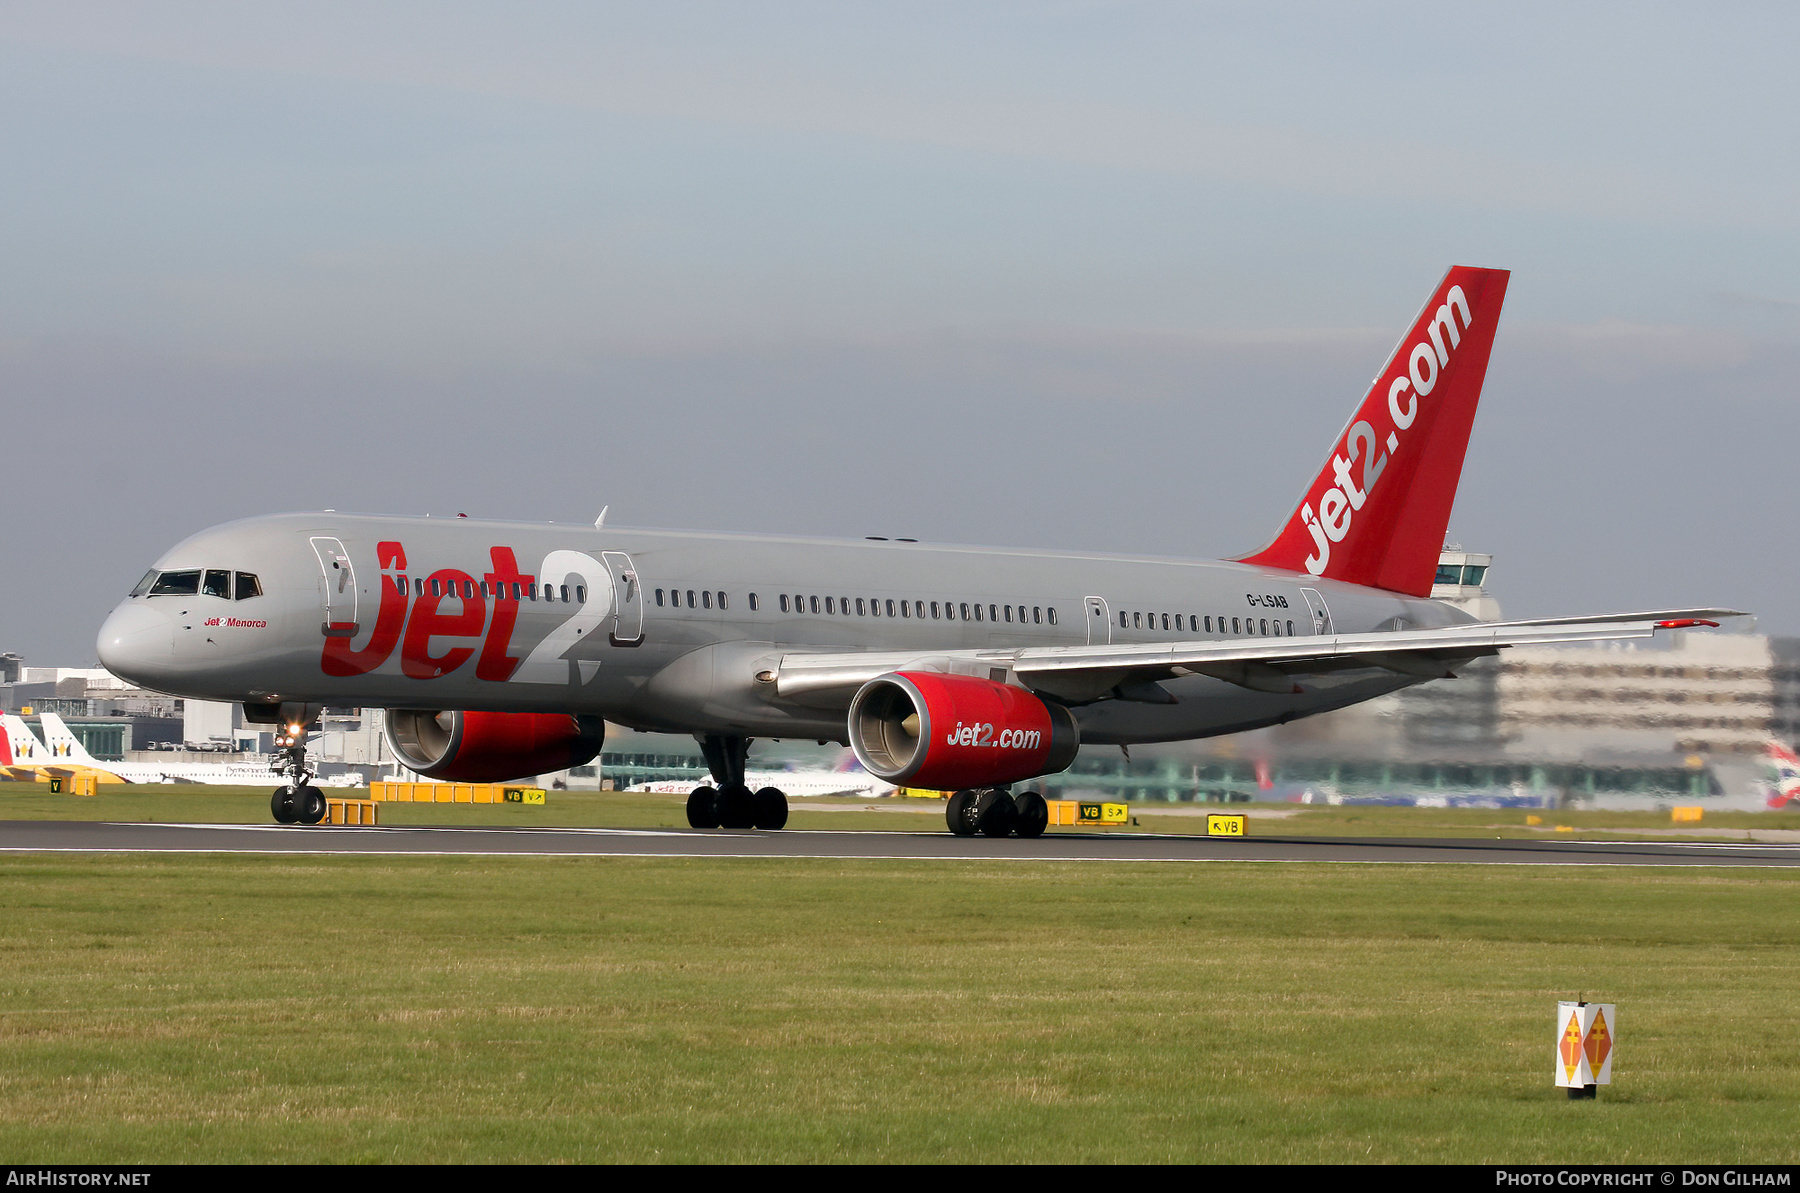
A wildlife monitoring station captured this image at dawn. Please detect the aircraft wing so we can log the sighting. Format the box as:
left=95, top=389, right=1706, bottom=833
left=773, top=608, right=1746, bottom=707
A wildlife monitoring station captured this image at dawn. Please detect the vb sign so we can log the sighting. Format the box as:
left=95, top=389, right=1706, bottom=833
left=1555, top=1002, right=1615, bottom=1088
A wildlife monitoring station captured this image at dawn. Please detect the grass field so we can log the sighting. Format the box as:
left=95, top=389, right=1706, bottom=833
left=1, top=850, right=1797, bottom=1163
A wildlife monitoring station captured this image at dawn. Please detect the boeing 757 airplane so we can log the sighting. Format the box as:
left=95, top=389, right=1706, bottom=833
left=95, top=267, right=1740, bottom=831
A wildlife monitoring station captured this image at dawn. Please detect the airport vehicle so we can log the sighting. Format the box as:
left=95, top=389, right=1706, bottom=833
left=95, top=266, right=1739, bottom=831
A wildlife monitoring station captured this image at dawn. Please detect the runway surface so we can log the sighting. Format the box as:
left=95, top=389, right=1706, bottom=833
left=3, top=820, right=1799, bottom=867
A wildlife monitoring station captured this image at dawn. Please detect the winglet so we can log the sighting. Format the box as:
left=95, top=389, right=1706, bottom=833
left=1238, top=266, right=1511, bottom=597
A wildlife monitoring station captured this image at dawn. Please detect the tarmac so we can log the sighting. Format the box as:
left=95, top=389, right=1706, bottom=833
left=3, top=819, right=1799, bottom=867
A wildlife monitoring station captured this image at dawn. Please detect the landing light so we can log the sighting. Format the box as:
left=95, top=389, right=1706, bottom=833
left=1656, top=619, right=1719, bottom=629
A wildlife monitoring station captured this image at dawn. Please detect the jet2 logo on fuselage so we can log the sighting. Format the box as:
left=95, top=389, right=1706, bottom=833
left=320, top=541, right=612, bottom=685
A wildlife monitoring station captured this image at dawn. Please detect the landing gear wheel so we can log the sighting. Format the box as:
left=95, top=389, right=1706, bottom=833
left=975, top=788, right=1018, bottom=838
left=297, top=784, right=327, bottom=826
left=1013, top=790, right=1049, bottom=839
left=946, top=789, right=980, bottom=836
left=714, top=783, right=755, bottom=829
left=752, top=786, right=788, bottom=830
left=686, top=785, right=720, bottom=829
left=271, top=786, right=300, bottom=825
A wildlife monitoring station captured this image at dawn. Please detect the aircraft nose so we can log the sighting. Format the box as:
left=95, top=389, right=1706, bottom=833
left=96, top=600, right=173, bottom=686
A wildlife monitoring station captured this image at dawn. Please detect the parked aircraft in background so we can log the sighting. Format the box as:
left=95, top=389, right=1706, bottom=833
left=1765, top=741, right=1800, bottom=809
left=96, top=266, right=1741, bottom=831
left=4, top=711, right=357, bottom=787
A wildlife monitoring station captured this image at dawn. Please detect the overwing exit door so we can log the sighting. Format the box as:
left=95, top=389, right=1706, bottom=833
left=603, top=551, right=644, bottom=646
left=310, top=537, right=359, bottom=637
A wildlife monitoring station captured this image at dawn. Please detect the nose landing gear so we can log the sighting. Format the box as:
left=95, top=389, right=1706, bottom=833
left=268, top=714, right=326, bottom=825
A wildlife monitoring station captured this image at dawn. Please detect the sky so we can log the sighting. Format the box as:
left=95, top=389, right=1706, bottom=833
left=3, top=1, right=1797, bottom=665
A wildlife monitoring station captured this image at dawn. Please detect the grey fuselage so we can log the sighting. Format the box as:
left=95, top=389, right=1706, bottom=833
left=97, top=512, right=1475, bottom=746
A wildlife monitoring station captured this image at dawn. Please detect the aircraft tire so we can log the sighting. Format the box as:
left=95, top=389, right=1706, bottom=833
left=297, top=784, right=327, bottom=826
left=946, top=789, right=980, bottom=836
left=1013, top=790, right=1049, bottom=839
left=752, top=786, right=788, bottom=830
left=975, top=788, right=1017, bottom=838
left=715, top=783, right=756, bottom=829
left=270, top=786, right=300, bottom=825
left=686, top=785, right=720, bottom=829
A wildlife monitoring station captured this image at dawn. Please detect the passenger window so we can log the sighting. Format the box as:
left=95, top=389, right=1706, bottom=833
left=202, top=569, right=231, bottom=598
left=1047, top=608, right=1057, bottom=626
left=808, top=595, right=819, bottom=614
left=856, top=598, right=866, bottom=616
left=576, top=586, right=587, bottom=603
left=959, top=603, right=969, bottom=621
left=1006, top=606, right=1014, bottom=624
left=824, top=596, right=833, bottom=614
left=1232, top=618, right=1241, bottom=634
left=779, top=594, right=790, bottom=612
left=974, top=604, right=983, bottom=622
left=1287, top=620, right=1295, bottom=635
left=526, top=583, right=536, bottom=601
left=749, top=593, right=759, bottom=611
left=1132, top=612, right=1140, bottom=629
left=886, top=600, right=896, bottom=617
left=236, top=573, right=264, bottom=600
left=479, top=582, right=490, bottom=599
left=704, top=591, right=714, bottom=610
left=1260, top=618, right=1268, bottom=635
left=543, top=583, right=554, bottom=601
left=149, top=570, right=201, bottom=596
left=719, top=592, right=729, bottom=610
left=1033, top=607, right=1041, bottom=624
left=1119, top=610, right=1127, bottom=628
left=655, top=589, right=665, bottom=607
left=689, top=590, right=699, bottom=608
left=1016, top=606, right=1025, bottom=622
left=930, top=601, right=940, bottom=619
left=130, top=570, right=158, bottom=597
left=1204, top=616, right=1212, bottom=632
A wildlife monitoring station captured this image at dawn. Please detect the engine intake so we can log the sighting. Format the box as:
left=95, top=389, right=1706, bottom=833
left=384, top=710, right=604, bottom=782
left=848, top=672, right=1078, bottom=790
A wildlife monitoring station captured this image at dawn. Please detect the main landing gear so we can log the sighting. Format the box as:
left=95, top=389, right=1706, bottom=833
left=947, top=788, right=1048, bottom=839
left=268, top=719, right=326, bottom=826
left=685, top=734, right=788, bottom=831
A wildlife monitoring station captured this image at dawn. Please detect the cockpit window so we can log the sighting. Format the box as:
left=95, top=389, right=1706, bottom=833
left=1462, top=565, right=1487, bottom=586
left=202, top=569, right=232, bottom=598
left=149, top=570, right=201, bottom=596
left=130, top=570, right=158, bottom=597
left=234, top=572, right=262, bottom=600
left=1434, top=564, right=1462, bottom=587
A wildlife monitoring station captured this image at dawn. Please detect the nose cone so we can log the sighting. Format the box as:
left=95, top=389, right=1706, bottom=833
left=97, top=600, right=173, bottom=687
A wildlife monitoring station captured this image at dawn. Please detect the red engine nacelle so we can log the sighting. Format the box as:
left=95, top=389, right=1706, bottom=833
left=384, top=710, right=605, bottom=782
left=848, top=672, right=1079, bottom=790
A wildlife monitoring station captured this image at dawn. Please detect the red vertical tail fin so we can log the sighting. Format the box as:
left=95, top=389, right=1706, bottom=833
left=1237, top=266, right=1510, bottom=597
